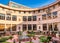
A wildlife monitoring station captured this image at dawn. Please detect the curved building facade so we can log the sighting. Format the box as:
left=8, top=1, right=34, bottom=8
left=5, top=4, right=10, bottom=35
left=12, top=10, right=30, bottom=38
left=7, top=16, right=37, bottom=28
left=0, top=0, right=60, bottom=33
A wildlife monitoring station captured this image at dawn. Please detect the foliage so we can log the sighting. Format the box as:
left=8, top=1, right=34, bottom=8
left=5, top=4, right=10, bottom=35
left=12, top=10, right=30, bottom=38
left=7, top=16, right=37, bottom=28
left=27, top=34, right=34, bottom=37
left=39, top=36, right=49, bottom=42
left=0, top=37, right=8, bottom=42
left=18, top=31, right=22, bottom=35
left=47, top=36, right=52, bottom=41
left=27, top=31, right=35, bottom=37
left=2, top=42, right=10, bottom=43
left=8, top=36, right=13, bottom=39
left=26, top=42, right=33, bottom=43
left=30, top=31, right=35, bottom=34
left=0, top=36, right=13, bottom=42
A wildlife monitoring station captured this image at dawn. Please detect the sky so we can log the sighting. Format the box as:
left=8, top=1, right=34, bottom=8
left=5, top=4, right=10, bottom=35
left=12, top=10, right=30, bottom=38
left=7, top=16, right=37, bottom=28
left=0, top=0, right=56, bottom=8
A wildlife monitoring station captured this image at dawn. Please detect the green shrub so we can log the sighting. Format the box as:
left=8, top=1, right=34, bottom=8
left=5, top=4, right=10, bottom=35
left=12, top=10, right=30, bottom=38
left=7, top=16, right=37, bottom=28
left=26, top=42, right=33, bottom=43
left=2, top=42, right=10, bottom=43
left=0, top=36, right=13, bottom=42
left=0, top=37, right=8, bottom=42
left=47, top=36, right=52, bottom=41
left=27, top=34, right=35, bottom=37
left=8, top=36, right=13, bottom=39
left=27, top=31, right=35, bottom=37
left=39, top=36, right=49, bottom=42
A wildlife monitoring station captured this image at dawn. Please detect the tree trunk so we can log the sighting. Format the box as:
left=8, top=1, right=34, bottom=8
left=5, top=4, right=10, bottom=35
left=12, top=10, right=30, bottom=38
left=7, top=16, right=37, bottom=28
left=19, top=39, right=21, bottom=43
left=30, top=37, right=32, bottom=43
left=44, top=42, right=47, bottom=43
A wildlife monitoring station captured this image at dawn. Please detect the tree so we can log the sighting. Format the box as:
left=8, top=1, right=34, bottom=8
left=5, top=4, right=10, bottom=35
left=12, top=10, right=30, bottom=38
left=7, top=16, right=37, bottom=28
left=27, top=31, right=35, bottom=43
left=18, top=31, right=22, bottom=43
left=39, top=36, right=49, bottom=43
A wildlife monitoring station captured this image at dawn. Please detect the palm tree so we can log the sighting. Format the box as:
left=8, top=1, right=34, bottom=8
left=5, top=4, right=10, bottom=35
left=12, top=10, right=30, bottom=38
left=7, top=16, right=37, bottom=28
left=27, top=31, right=35, bottom=43
left=18, top=31, right=22, bottom=43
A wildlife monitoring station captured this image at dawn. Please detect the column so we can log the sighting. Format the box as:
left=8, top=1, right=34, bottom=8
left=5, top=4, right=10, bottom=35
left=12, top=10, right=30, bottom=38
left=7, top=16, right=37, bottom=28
left=5, top=14, right=6, bottom=32
left=11, top=14, right=12, bottom=32
left=47, top=23, right=48, bottom=31
left=37, top=25, right=39, bottom=31
left=15, top=24, right=17, bottom=32
left=27, top=24, right=28, bottom=31
left=52, top=23, right=54, bottom=31
left=17, top=24, right=21, bottom=31
left=32, top=24, right=33, bottom=31
left=51, top=12, right=53, bottom=19
left=20, top=25, right=22, bottom=31
left=5, top=24, right=7, bottom=32
left=57, top=23, right=60, bottom=31
left=40, top=24, right=43, bottom=31
left=11, top=24, right=12, bottom=32
left=40, top=15, right=42, bottom=21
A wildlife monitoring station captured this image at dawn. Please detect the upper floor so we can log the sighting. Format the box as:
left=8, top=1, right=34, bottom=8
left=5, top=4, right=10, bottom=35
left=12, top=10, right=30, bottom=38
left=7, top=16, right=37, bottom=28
left=0, top=0, right=60, bottom=24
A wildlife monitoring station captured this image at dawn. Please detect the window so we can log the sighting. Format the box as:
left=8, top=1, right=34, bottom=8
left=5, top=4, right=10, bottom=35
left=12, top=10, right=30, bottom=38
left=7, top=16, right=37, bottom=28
left=24, top=11, right=26, bottom=14
left=12, top=24, right=16, bottom=31
left=22, top=24, right=27, bottom=31
left=46, top=8, right=51, bottom=13
left=0, top=13, right=5, bottom=20
left=33, top=11, right=35, bottom=14
left=19, top=18, right=20, bottom=21
left=38, top=10, right=40, bottom=13
left=42, top=14, right=46, bottom=20
left=18, top=27, right=20, bottom=30
left=53, top=23, right=58, bottom=31
left=6, top=10, right=12, bottom=14
left=33, top=16, right=37, bottom=21
left=39, top=18, right=40, bottom=21
left=48, top=24, right=53, bottom=31
left=12, top=15, right=17, bottom=21
left=29, top=11, right=31, bottom=14
left=28, top=16, right=32, bottom=21
left=23, top=16, right=27, bottom=21
left=39, top=26, right=40, bottom=29
left=53, top=6, right=55, bottom=9
left=53, top=11, right=57, bottom=19
left=48, top=8, right=51, bottom=11
left=2, top=8, right=5, bottom=11
left=47, top=13, right=52, bottom=19
left=6, top=24, right=11, bottom=31
left=43, top=9, right=45, bottom=12
left=33, top=24, right=37, bottom=30
left=0, top=24, right=5, bottom=31
left=28, top=24, right=32, bottom=30
left=19, top=11, right=21, bottom=13
left=58, top=2, right=60, bottom=6
left=6, top=14, right=11, bottom=20
left=43, top=24, right=47, bottom=31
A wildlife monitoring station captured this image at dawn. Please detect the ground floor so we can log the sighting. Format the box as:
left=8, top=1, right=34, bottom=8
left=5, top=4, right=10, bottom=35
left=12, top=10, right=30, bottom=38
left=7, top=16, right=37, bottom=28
left=0, top=22, right=60, bottom=33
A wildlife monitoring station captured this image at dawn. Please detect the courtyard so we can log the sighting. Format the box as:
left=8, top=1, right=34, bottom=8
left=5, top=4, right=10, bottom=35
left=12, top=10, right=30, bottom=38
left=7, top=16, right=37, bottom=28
left=0, top=0, right=60, bottom=43
left=0, top=31, right=60, bottom=43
